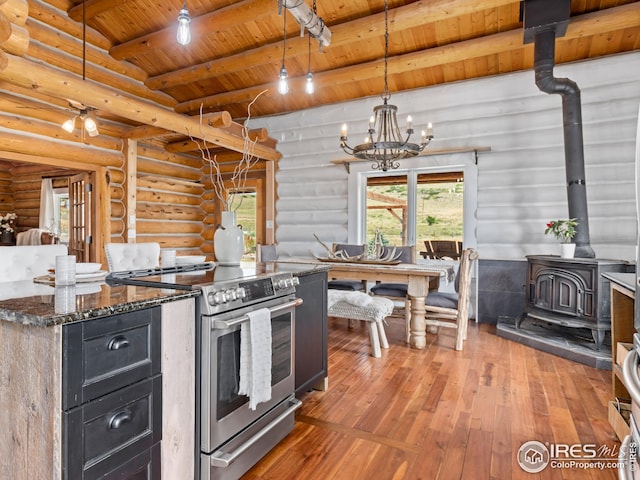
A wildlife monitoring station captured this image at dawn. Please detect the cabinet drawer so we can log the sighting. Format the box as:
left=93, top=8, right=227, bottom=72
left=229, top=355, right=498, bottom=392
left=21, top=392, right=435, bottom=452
left=102, top=442, right=160, bottom=480
left=63, top=376, right=162, bottom=480
left=63, top=307, right=161, bottom=409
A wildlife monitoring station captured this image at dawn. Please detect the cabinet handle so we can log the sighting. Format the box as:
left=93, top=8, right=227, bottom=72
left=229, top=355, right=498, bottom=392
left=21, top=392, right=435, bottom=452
left=107, top=335, right=130, bottom=350
left=108, top=410, right=132, bottom=430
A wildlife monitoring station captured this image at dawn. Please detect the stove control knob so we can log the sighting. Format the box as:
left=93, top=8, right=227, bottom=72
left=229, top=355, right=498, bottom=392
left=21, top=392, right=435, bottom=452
left=275, top=279, right=287, bottom=289
left=213, top=291, right=227, bottom=304
left=226, top=288, right=237, bottom=301
left=292, top=277, right=299, bottom=286
left=207, top=291, right=217, bottom=305
left=235, top=287, right=247, bottom=299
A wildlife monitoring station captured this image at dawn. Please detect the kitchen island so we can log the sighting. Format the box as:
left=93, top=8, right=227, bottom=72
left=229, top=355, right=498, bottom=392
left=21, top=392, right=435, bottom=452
left=0, top=261, right=329, bottom=480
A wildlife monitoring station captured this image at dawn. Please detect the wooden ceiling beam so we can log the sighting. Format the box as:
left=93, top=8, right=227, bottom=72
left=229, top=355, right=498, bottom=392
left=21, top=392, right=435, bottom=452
left=68, top=0, right=129, bottom=23
left=175, top=3, right=639, bottom=114
left=0, top=52, right=281, bottom=160
left=146, top=0, right=517, bottom=90
left=109, top=0, right=275, bottom=61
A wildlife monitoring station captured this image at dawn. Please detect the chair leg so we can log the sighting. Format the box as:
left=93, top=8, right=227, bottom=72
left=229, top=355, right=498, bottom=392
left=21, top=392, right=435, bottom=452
left=376, top=321, right=389, bottom=349
left=455, top=316, right=467, bottom=351
left=366, top=321, right=382, bottom=358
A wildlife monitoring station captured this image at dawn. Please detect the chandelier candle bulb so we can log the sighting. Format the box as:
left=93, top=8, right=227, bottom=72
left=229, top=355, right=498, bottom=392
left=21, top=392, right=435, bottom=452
left=341, top=124, right=348, bottom=137
left=369, top=116, right=375, bottom=129
left=406, top=116, right=413, bottom=131
left=427, top=122, right=433, bottom=136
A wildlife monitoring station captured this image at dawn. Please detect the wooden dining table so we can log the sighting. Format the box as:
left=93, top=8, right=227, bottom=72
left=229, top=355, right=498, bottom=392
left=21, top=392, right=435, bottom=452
left=280, top=259, right=453, bottom=349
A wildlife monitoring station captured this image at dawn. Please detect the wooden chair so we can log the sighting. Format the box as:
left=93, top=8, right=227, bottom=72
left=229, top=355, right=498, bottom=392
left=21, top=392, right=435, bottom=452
left=257, top=244, right=278, bottom=262
left=421, top=248, right=478, bottom=351
left=369, top=245, right=416, bottom=322
left=421, top=240, right=462, bottom=260
left=326, top=243, right=366, bottom=291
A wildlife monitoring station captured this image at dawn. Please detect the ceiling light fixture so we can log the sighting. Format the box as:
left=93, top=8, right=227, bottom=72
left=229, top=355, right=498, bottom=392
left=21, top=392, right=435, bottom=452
left=176, top=1, right=191, bottom=46
left=305, top=33, right=314, bottom=95
left=339, top=0, right=434, bottom=171
left=61, top=106, right=100, bottom=138
left=277, top=6, right=289, bottom=95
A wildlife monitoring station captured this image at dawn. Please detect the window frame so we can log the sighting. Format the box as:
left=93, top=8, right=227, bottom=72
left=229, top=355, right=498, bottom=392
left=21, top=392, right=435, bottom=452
left=347, top=153, right=478, bottom=250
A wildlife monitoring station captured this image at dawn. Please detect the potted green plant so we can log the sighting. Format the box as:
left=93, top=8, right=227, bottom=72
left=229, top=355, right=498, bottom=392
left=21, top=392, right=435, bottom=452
left=545, top=218, right=578, bottom=258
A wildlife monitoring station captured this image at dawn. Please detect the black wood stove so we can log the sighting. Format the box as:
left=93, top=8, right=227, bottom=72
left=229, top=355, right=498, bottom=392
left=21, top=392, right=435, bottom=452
left=518, top=255, right=629, bottom=350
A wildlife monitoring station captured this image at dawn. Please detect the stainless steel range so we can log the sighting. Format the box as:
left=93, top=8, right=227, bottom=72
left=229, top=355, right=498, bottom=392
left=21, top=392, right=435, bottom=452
left=107, top=264, right=303, bottom=480
left=198, top=269, right=302, bottom=480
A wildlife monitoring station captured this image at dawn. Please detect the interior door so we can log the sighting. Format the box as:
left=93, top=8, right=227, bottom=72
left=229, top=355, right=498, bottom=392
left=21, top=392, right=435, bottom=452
left=68, top=172, right=93, bottom=262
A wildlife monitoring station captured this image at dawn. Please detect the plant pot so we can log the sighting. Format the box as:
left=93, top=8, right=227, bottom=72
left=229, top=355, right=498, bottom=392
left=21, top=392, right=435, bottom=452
left=214, top=211, right=244, bottom=266
left=0, top=230, right=14, bottom=244
left=560, top=243, right=576, bottom=259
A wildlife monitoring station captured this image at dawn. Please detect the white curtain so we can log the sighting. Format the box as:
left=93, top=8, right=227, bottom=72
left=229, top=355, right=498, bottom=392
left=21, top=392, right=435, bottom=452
left=39, top=178, right=54, bottom=231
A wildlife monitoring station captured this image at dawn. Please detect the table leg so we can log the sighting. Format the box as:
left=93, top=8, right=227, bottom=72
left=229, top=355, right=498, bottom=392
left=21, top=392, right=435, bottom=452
left=409, top=294, right=427, bottom=349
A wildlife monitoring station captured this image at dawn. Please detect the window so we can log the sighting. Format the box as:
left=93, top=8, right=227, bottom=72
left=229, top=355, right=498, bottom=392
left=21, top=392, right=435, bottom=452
left=228, top=190, right=257, bottom=261
left=53, top=187, right=69, bottom=243
left=365, top=172, right=464, bottom=260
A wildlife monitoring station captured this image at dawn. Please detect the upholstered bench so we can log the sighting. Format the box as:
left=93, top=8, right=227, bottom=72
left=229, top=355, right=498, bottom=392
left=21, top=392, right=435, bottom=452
left=327, top=290, right=394, bottom=358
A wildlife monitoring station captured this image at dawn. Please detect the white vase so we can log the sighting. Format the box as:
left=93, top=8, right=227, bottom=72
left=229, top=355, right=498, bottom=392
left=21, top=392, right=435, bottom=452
left=214, top=211, right=244, bottom=266
left=560, top=243, right=576, bottom=259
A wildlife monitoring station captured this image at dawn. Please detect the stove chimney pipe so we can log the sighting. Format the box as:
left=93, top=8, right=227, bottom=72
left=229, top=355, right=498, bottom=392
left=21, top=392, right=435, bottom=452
left=523, top=0, right=595, bottom=258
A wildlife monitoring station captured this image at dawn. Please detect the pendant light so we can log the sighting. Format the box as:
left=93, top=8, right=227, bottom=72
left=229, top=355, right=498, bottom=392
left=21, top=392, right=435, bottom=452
left=277, top=5, right=289, bottom=95
left=305, top=33, right=314, bottom=95
left=177, top=1, right=191, bottom=46
left=60, top=3, right=99, bottom=139
left=339, top=0, right=434, bottom=171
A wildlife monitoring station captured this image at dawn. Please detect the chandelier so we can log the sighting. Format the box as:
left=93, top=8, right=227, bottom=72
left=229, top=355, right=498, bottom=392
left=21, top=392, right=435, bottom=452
left=339, top=0, right=433, bottom=171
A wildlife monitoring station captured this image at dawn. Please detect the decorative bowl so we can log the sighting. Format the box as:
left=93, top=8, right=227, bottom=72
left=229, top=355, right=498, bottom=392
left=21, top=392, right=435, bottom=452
left=75, top=262, right=102, bottom=274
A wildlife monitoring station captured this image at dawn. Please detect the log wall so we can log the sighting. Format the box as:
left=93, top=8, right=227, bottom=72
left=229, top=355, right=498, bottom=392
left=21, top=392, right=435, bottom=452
left=0, top=0, right=273, bottom=262
left=253, top=51, right=640, bottom=262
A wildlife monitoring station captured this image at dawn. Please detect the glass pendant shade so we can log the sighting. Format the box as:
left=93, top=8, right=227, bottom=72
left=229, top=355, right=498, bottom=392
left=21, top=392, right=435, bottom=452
left=278, top=66, right=289, bottom=95
left=83, top=115, right=99, bottom=137
left=305, top=71, right=314, bottom=94
left=62, top=117, right=76, bottom=133
left=176, top=4, right=191, bottom=45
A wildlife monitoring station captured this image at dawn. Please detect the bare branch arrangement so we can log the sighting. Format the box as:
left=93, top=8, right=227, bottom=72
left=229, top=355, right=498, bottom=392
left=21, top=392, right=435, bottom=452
left=188, top=90, right=267, bottom=212
left=312, top=233, right=403, bottom=263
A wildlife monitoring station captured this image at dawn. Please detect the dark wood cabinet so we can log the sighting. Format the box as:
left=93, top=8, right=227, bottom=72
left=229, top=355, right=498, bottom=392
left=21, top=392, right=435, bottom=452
left=294, top=270, right=328, bottom=396
left=62, top=307, right=163, bottom=480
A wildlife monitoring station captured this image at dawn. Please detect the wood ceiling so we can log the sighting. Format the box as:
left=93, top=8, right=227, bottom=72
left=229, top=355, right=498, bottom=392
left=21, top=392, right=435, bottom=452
left=58, top=0, right=640, bottom=122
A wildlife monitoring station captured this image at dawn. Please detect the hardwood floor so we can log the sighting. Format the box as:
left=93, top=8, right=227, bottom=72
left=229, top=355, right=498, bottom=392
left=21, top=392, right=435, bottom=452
left=244, top=317, right=620, bottom=480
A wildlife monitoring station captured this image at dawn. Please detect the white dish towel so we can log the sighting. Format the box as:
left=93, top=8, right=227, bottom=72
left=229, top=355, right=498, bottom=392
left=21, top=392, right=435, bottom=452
left=238, top=307, right=272, bottom=410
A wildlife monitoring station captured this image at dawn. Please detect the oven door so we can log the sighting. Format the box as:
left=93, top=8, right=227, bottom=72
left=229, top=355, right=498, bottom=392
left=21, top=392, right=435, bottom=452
left=200, top=295, right=301, bottom=455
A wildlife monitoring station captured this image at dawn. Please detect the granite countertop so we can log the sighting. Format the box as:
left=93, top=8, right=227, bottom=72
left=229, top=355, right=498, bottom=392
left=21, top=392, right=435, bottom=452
left=0, top=260, right=329, bottom=328
left=0, top=279, right=200, bottom=328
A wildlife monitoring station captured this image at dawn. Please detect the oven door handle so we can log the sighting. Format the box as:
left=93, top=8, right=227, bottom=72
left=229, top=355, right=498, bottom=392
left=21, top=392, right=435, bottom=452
left=209, top=397, right=303, bottom=468
left=211, top=298, right=303, bottom=330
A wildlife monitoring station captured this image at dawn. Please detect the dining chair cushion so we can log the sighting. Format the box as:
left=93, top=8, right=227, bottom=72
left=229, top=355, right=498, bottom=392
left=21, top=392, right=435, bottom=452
left=424, top=291, right=458, bottom=309
left=327, top=280, right=365, bottom=291
left=0, top=244, right=68, bottom=282
left=370, top=282, right=408, bottom=297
